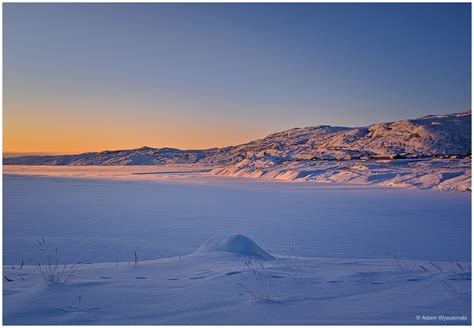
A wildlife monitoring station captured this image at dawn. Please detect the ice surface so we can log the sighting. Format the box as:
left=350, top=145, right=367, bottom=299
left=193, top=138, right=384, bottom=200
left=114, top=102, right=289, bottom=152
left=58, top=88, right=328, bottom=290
left=4, top=168, right=470, bottom=265
left=3, top=167, right=471, bottom=324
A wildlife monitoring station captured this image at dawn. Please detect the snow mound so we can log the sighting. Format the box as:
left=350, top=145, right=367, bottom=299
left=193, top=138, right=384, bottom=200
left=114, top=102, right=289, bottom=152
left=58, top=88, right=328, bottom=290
left=195, top=233, right=274, bottom=260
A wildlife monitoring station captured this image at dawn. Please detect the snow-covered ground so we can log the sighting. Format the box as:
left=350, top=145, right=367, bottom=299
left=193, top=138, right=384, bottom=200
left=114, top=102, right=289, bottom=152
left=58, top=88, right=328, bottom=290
left=3, top=167, right=471, bottom=324
left=212, top=158, right=471, bottom=192
left=4, top=241, right=471, bottom=325
left=4, top=158, right=472, bottom=192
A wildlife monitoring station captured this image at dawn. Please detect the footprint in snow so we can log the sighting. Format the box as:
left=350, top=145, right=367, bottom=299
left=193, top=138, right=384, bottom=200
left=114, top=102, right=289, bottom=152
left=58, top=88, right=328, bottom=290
left=225, top=271, right=243, bottom=276
left=326, top=280, right=344, bottom=284
left=189, top=276, right=207, bottom=280
left=55, top=306, right=103, bottom=313
left=135, top=276, right=148, bottom=280
left=271, top=275, right=285, bottom=279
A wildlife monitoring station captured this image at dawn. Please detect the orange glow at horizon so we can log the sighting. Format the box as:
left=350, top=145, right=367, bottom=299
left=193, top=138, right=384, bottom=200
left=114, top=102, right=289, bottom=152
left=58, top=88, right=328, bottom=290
left=4, top=104, right=273, bottom=155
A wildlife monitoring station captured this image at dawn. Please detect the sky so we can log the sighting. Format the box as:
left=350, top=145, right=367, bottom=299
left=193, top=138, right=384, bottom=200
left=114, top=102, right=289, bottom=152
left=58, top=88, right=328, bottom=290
left=4, top=3, right=471, bottom=154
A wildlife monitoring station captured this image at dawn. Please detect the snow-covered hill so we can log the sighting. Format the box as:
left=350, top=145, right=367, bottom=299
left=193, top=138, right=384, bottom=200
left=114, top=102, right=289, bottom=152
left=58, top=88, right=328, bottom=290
left=4, top=111, right=471, bottom=191
left=212, top=111, right=471, bottom=191
left=5, top=111, right=471, bottom=165
left=228, top=111, right=471, bottom=161
left=3, top=146, right=225, bottom=166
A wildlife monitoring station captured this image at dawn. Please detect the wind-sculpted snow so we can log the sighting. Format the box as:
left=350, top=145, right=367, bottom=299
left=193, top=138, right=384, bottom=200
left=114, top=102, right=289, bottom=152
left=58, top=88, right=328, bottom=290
left=4, top=111, right=471, bottom=191
left=211, top=158, right=471, bottom=192
left=194, top=233, right=274, bottom=260
left=4, top=233, right=472, bottom=324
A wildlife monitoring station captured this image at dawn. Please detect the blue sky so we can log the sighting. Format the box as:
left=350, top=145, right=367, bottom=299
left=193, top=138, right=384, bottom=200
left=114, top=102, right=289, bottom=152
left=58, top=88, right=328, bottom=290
left=4, top=3, right=471, bottom=152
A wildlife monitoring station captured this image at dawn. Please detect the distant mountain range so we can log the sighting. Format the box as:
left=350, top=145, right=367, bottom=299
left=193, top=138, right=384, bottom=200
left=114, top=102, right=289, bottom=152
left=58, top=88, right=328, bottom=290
left=4, top=111, right=471, bottom=166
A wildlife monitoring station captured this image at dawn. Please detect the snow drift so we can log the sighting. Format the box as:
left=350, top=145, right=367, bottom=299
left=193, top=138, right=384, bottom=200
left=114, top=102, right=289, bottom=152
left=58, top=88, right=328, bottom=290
left=194, top=233, right=274, bottom=260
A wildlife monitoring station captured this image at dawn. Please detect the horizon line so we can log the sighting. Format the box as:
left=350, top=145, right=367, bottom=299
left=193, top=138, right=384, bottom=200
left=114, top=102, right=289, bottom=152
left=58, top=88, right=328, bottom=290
left=4, top=109, right=471, bottom=157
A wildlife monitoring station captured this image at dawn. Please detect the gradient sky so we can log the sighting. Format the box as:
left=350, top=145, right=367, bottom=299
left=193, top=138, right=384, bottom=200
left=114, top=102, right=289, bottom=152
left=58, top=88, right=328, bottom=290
left=4, top=3, right=471, bottom=154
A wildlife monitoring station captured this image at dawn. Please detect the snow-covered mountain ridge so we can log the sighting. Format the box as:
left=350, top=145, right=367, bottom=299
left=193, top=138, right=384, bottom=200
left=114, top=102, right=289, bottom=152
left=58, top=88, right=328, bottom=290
left=4, top=111, right=471, bottom=165
left=232, top=111, right=471, bottom=161
left=4, top=111, right=471, bottom=191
